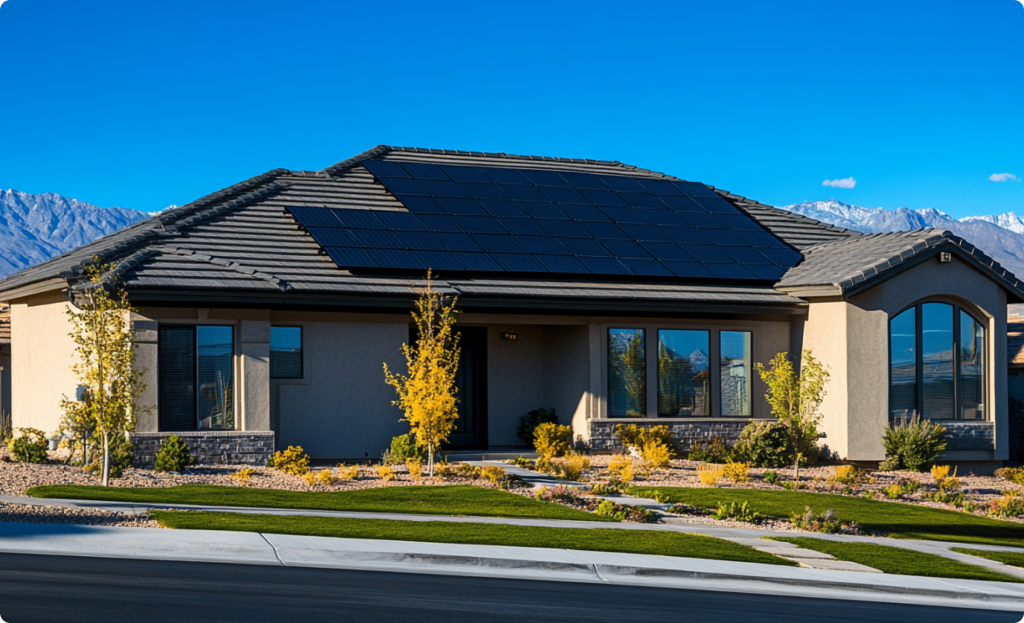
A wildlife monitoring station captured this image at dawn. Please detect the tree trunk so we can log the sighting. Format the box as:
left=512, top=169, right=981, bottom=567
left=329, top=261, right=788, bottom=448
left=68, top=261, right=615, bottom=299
left=82, top=435, right=89, bottom=466
left=427, top=445, right=435, bottom=478
left=101, top=432, right=110, bottom=487
left=794, top=452, right=802, bottom=487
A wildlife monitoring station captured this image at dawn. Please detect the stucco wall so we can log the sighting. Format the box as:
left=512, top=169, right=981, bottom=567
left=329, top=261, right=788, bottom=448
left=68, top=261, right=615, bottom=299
left=802, top=255, right=1009, bottom=462
left=10, top=292, right=78, bottom=434
left=483, top=324, right=546, bottom=447
left=544, top=325, right=591, bottom=444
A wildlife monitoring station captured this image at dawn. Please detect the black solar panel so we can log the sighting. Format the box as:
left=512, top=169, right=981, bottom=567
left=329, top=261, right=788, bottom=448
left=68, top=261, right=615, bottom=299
left=291, top=160, right=801, bottom=280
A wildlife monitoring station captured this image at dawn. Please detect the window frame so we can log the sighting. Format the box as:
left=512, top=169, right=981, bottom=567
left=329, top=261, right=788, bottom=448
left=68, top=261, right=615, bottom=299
left=269, top=325, right=304, bottom=380
left=157, top=323, right=238, bottom=432
left=887, top=301, right=988, bottom=422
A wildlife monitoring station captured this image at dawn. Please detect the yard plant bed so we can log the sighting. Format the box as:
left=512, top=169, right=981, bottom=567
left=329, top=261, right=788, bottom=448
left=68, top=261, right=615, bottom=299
left=950, top=548, right=1024, bottom=569
left=771, top=537, right=1022, bottom=583
left=631, top=487, right=1024, bottom=547
left=151, top=510, right=794, bottom=566
left=28, top=484, right=612, bottom=522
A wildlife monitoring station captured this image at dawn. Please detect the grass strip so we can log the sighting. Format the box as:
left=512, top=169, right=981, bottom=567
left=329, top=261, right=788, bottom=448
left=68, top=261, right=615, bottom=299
left=771, top=537, right=1022, bottom=583
left=151, top=510, right=795, bottom=565
left=950, top=547, right=1024, bottom=569
left=28, top=484, right=610, bottom=522
left=631, top=486, right=1024, bottom=548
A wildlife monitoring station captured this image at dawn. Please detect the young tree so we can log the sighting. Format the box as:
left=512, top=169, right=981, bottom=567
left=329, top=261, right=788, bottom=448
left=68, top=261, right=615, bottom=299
left=383, top=272, right=460, bottom=476
left=755, top=350, right=830, bottom=483
left=60, top=259, right=147, bottom=486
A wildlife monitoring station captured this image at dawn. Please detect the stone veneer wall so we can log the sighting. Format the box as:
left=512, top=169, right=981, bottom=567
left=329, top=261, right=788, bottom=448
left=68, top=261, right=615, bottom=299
left=131, top=431, right=275, bottom=466
left=588, top=419, right=753, bottom=452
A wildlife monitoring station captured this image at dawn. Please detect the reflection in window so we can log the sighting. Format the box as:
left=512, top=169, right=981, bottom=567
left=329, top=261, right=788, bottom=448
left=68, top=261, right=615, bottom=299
left=609, top=329, right=645, bottom=417
left=658, top=330, right=710, bottom=416
left=889, top=308, right=917, bottom=418
left=197, top=326, right=234, bottom=430
left=270, top=326, right=303, bottom=379
left=960, top=311, right=985, bottom=420
left=720, top=331, right=751, bottom=416
left=888, top=303, right=987, bottom=420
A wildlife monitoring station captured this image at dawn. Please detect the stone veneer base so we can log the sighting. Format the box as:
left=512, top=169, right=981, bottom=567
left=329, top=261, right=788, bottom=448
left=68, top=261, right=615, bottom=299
left=588, top=419, right=752, bottom=452
left=131, top=431, right=275, bottom=467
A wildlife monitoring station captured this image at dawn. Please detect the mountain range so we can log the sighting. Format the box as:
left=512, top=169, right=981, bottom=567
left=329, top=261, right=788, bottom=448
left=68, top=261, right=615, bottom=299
left=1, top=189, right=1024, bottom=285
left=0, top=189, right=150, bottom=279
left=780, top=200, right=1024, bottom=278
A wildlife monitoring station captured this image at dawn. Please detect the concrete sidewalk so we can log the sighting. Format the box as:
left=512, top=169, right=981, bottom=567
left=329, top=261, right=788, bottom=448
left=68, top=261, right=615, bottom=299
left=0, top=521, right=1022, bottom=613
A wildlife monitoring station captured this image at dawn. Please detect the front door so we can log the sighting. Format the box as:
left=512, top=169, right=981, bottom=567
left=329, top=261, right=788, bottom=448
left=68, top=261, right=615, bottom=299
left=446, top=327, right=488, bottom=450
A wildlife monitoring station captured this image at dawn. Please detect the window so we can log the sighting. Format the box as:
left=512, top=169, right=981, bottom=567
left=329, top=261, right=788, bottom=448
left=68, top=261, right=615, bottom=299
left=608, top=328, right=645, bottom=417
left=720, top=331, right=752, bottom=416
left=889, top=303, right=986, bottom=420
left=158, top=326, right=234, bottom=431
left=270, top=326, right=303, bottom=379
left=658, top=330, right=710, bottom=416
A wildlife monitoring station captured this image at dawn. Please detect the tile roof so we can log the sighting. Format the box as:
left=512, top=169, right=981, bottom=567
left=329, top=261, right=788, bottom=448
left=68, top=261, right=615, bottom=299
left=1009, top=319, right=1024, bottom=368
left=776, top=229, right=1024, bottom=301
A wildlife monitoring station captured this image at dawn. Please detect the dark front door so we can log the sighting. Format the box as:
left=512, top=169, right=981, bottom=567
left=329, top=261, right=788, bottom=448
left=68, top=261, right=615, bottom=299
left=446, top=327, right=488, bottom=450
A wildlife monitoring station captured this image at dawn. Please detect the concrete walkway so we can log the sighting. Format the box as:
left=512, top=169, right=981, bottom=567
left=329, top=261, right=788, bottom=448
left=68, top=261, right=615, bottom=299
left=0, top=521, right=1021, bottom=612
left=6, top=492, right=1024, bottom=579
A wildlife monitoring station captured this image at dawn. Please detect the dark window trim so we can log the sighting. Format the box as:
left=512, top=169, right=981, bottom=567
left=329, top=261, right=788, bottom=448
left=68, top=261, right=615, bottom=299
left=158, top=323, right=237, bottom=432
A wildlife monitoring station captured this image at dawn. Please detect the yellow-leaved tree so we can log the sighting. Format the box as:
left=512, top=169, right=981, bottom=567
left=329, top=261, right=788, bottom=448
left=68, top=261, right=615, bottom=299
left=60, top=259, right=147, bottom=486
left=384, top=272, right=460, bottom=476
left=755, top=350, right=829, bottom=483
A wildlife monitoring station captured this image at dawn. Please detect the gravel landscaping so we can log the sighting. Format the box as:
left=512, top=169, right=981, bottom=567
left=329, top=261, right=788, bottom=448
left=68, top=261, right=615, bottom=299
left=0, top=503, right=159, bottom=528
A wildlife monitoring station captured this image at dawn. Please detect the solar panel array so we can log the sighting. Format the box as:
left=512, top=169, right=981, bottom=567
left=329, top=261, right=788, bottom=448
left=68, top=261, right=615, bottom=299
left=288, top=160, right=802, bottom=280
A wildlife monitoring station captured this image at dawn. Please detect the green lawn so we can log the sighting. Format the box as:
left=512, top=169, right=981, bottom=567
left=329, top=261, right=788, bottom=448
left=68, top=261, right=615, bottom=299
left=28, top=484, right=610, bottom=522
left=772, top=537, right=1022, bottom=583
left=630, top=486, right=1024, bottom=548
left=951, top=547, right=1024, bottom=569
left=151, top=510, right=795, bottom=566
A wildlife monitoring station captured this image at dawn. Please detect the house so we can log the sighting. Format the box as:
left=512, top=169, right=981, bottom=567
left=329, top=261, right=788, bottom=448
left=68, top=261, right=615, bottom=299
left=0, top=146, right=1018, bottom=469
left=0, top=305, right=10, bottom=423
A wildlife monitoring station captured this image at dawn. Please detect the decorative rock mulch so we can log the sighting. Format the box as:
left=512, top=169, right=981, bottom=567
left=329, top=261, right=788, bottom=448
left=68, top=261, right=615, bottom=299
left=0, top=503, right=160, bottom=529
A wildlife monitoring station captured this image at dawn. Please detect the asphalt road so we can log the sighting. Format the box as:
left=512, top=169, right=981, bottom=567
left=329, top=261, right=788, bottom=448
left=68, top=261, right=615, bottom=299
left=0, top=552, right=1017, bottom=623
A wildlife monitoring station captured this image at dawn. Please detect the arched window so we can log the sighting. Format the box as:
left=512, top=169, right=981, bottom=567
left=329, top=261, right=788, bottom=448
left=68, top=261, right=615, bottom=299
left=889, top=302, right=986, bottom=420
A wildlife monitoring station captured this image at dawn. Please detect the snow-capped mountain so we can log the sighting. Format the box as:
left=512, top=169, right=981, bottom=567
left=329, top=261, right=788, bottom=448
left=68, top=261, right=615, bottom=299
left=781, top=200, right=1024, bottom=278
left=0, top=189, right=151, bottom=279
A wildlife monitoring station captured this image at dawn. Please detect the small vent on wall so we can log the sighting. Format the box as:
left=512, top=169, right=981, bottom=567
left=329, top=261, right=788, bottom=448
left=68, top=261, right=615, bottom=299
left=939, top=252, right=952, bottom=263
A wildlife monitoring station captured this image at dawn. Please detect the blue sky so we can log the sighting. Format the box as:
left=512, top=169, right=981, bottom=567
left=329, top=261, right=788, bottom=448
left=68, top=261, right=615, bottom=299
left=0, top=0, right=1022, bottom=217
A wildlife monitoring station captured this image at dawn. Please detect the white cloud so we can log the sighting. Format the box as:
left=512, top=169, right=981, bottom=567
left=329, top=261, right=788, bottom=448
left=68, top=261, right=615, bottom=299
left=989, top=173, right=1019, bottom=182
left=822, top=177, right=856, bottom=189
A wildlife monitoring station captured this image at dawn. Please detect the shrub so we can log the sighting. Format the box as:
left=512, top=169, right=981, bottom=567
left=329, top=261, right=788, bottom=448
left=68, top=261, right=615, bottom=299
left=230, top=467, right=255, bottom=484
left=153, top=435, right=193, bottom=473
left=640, top=440, right=672, bottom=469
left=337, top=464, right=360, bottom=480
left=763, top=470, right=781, bottom=486
left=735, top=420, right=792, bottom=468
left=607, top=455, right=636, bottom=482
left=534, top=423, right=573, bottom=459
left=589, top=481, right=627, bottom=496
left=687, top=438, right=735, bottom=464
left=535, top=485, right=588, bottom=507
left=615, top=424, right=676, bottom=457
left=712, top=501, right=763, bottom=524
left=405, top=458, right=423, bottom=481
left=990, top=491, right=1024, bottom=517
left=931, top=464, right=952, bottom=483
left=304, top=468, right=338, bottom=486
left=481, top=465, right=506, bottom=485
left=517, top=408, right=559, bottom=446
left=595, top=499, right=658, bottom=523
left=885, top=479, right=921, bottom=499
left=755, top=351, right=830, bottom=473
left=882, top=415, right=947, bottom=472
left=697, top=463, right=724, bottom=485
left=552, top=453, right=591, bottom=481
left=434, top=461, right=457, bottom=479
left=266, top=446, right=310, bottom=476
left=782, top=481, right=800, bottom=491
left=508, top=456, right=534, bottom=469
left=995, top=467, right=1024, bottom=486
left=374, top=464, right=396, bottom=481
left=84, top=432, right=135, bottom=478
left=382, top=434, right=420, bottom=465
left=791, top=507, right=846, bottom=534
left=455, top=463, right=482, bottom=479
left=723, top=461, right=751, bottom=484
left=826, top=465, right=861, bottom=487
left=10, top=428, right=49, bottom=464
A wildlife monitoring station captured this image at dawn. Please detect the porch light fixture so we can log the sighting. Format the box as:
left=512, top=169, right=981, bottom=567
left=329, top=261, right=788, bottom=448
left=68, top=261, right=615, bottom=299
left=501, top=332, right=518, bottom=341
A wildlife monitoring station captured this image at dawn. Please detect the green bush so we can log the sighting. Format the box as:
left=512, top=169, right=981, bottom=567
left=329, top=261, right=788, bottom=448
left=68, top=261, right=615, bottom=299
left=595, top=499, right=658, bottom=523
left=882, top=415, right=947, bottom=472
left=735, top=421, right=792, bottom=468
left=154, top=435, right=194, bottom=473
left=763, top=470, right=781, bottom=486
left=687, top=438, right=736, bottom=464
left=84, top=432, right=135, bottom=478
left=712, top=500, right=763, bottom=524
left=790, top=507, right=846, bottom=534
left=382, top=434, right=420, bottom=465
left=517, top=408, right=558, bottom=446
left=10, top=428, right=48, bottom=464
